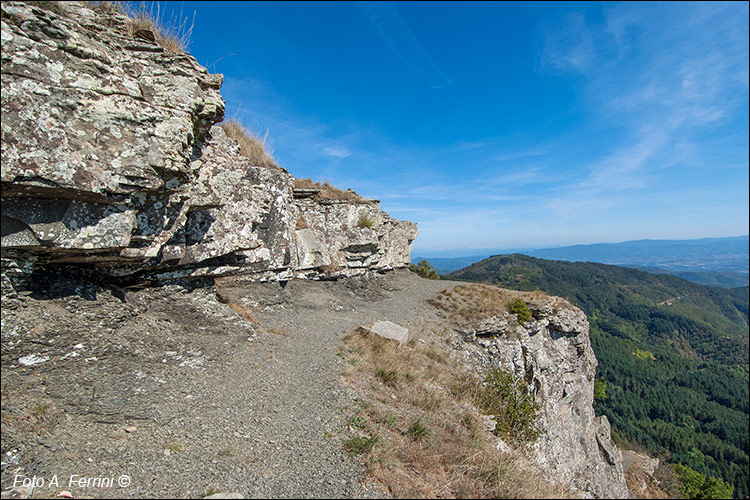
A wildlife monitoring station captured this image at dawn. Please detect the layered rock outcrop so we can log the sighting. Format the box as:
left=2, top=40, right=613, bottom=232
left=456, top=295, right=631, bottom=498
left=1, top=1, right=416, bottom=288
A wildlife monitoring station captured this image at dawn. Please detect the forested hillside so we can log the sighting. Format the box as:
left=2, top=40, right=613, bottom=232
left=448, top=255, right=749, bottom=498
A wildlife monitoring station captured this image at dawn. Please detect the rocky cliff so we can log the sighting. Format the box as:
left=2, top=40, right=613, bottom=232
left=452, top=292, right=631, bottom=498
left=1, top=1, right=416, bottom=290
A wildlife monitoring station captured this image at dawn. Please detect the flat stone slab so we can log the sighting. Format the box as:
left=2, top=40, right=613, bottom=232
left=363, top=320, right=409, bottom=344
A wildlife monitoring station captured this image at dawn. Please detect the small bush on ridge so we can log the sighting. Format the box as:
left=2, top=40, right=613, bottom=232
left=507, top=298, right=532, bottom=324
left=476, top=368, right=542, bottom=445
left=410, top=260, right=440, bottom=280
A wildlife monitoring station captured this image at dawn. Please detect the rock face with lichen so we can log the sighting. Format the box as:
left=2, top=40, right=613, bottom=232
left=455, top=294, right=631, bottom=498
left=1, top=1, right=417, bottom=290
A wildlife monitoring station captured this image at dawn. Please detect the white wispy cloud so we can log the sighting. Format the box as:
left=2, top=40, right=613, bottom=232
left=492, top=148, right=548, bottom=163
left=534, top=1, right=748, bottom=223
left=358, top=1, right=453, bottom=89
left=323, top=146, right=354, bottom=160
left=538, top=12, right=596, bottom=73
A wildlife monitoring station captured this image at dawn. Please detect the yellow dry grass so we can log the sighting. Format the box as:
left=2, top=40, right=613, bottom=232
left=428, top=283, right=516, bottom=324
left=295, top=215, right=309, bottom=230
left=294, top=178, right=370, bottom=204
left=121, top=2, right=195, bottom=54
left=220, top=119, right=280, bottom=170
left=429, top=283, right=555, bottom=328
left=339, top=329, right=573, bottom=499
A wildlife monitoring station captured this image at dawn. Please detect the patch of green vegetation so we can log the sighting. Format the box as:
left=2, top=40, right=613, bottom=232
left=349, top=415, right=365, bottom=429
left=344, top=435, right=379, bottom=454
left=475, top=368, right=542, bottom=445
left=203, top=487, right=220, bottom=498
left=375, top=366, right=399, bottom=386
left=507, top=298, right=532, bottom=323
left=633, top=348, right=655, bottom=360
left=409, top=259, right=440, bottom=280
left=357, top=213, right=375, bottom=228
left=594, top=378, right=607, bottom=399
left=674, top=463, right=734, bottom=499
left=406, top=419, right=430, bottom=440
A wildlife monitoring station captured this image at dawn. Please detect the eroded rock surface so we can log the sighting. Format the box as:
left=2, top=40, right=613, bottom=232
left=456, top=296, right=632, bottom=499
left=1, top=1, right=416, bottom=289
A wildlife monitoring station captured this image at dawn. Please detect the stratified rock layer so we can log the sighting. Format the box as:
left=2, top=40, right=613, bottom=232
left=1, top=1, right=417, bottom=288
left=457, top=296, right=632, bottom=499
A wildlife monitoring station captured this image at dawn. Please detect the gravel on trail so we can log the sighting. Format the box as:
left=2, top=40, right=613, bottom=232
left=1, top=270, right=460, bottom=499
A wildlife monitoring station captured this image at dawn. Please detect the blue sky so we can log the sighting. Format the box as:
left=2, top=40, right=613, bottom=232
left=162, top=1, right=748, bottom=254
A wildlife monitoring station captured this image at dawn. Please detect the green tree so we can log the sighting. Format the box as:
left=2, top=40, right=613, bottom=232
left=410, top=259, right=440, bottom=280
left=675, top=464, right=734, bottom=499
left=594, top=378, right=607, bottom=399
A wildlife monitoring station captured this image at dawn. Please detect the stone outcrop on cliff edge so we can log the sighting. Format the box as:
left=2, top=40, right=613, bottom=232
left=0, top=1, right=416, bottom=288
left=455, top=294, right=631, bottom=498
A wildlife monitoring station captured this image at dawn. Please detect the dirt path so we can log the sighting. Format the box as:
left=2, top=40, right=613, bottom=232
left=1, top=271, right=459, bottom=498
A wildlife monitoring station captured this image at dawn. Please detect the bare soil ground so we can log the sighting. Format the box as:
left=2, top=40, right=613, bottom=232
left=1, top=270, right=459, bottom=498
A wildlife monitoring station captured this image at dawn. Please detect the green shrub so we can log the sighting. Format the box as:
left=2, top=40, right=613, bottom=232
left=409, top=259, right=440, bottom=280
left=507, top=298, right=532, bottom=324
left=594, top=378, right=607, bottom=399
left=475, top=368, right=542, bottom=445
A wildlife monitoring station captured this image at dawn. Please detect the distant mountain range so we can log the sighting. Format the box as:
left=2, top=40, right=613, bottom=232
left=415, top=236, right=749, bottom=287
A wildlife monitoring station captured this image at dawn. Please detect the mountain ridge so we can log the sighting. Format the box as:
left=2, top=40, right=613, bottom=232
left=415, top=235, right=750, bottom=286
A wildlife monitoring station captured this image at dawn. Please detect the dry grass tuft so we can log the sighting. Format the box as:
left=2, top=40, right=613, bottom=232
left=30, top=1, right=68, bottom=17
left=122, top=1, right=195, bottom=54
left=269, top=327, right=290, bottom=338
left=91, top=1, right=124, bottom=15
left=319, top=260, right=343, bottom=277
left=215, top=280, right=259, bottom=324
left=165, top=440, right=186, bottom=452
left=220, top=119, right=280, bottom=170
left=339, top=329, right=572, bottom=498
left=225, top=301, right=258, bottom=324
left=294, top=178, right=371, bottom=204
left=2, top=377, right=62, bottom=437
left=357, top=212, right=375, bottom=228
